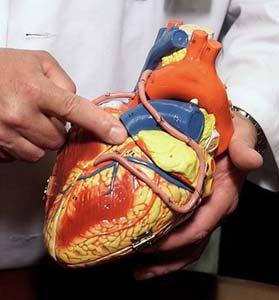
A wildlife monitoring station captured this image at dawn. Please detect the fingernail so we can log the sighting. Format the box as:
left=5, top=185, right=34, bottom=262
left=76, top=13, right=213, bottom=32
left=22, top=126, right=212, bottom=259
left=134, top=271, right=155, bottom=281
left=108, top=125, right=127, bottom=144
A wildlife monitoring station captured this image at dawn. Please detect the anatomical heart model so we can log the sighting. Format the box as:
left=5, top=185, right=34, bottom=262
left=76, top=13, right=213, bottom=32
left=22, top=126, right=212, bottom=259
left=44, top=20, right=234, bottom=267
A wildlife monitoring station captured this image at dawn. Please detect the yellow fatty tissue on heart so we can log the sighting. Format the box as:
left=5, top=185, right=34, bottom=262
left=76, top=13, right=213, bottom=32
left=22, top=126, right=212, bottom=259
left=136, top=130, right=199, bottom=183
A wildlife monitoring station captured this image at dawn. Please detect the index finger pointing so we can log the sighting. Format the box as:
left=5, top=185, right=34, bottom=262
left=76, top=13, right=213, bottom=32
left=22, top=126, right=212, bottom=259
left=38, top=78, right=127, bottom=144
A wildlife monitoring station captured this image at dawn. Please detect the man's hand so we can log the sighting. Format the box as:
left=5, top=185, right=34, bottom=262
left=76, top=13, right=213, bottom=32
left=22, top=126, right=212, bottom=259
left=134, top=112, right=263, bottom=280
left=0, top=48, right=127, bottom=162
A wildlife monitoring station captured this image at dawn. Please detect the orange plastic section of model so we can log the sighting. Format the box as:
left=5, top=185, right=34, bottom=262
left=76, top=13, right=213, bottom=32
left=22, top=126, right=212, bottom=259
left=166, top=19, right=184, bottom=30
left=145, top=30, right=233, bottom=155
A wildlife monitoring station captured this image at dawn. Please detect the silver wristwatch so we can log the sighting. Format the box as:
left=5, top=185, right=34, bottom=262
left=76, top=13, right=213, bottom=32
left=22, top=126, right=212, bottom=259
left=231, top=105, right=267, bottom=156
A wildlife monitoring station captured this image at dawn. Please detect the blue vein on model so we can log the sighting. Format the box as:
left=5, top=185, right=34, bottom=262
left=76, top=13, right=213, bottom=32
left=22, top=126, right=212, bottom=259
left=60, top=156, right=194, bottom=195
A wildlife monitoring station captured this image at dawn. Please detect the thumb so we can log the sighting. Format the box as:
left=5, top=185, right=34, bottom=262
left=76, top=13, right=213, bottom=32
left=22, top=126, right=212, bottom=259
left=229, top=112, right=263, bottom=171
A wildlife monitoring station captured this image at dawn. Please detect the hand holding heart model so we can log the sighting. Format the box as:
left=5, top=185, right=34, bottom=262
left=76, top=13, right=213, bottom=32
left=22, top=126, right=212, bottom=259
left=44, top=20, right=234, bottom=267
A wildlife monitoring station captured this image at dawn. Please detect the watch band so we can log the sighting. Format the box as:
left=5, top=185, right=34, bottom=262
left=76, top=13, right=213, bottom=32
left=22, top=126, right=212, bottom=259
left=231, top=105, right=267, bottom=156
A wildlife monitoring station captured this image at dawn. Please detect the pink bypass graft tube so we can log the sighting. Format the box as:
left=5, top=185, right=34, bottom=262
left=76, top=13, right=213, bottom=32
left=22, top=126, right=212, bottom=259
left=93, top=70, right=207, bottom=214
